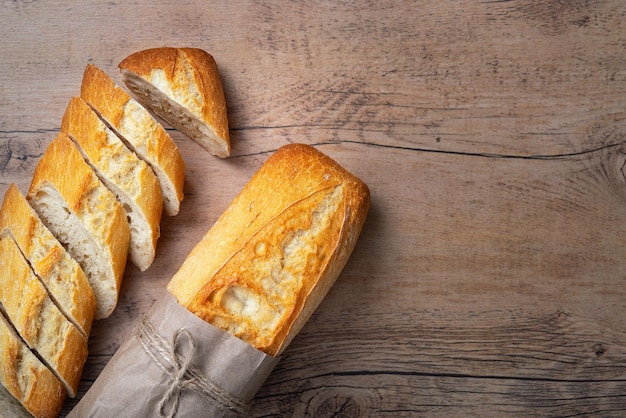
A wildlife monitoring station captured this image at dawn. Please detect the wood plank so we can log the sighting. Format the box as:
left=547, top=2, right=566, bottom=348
left=1, top=1, right=625, bottom=156
left=252, top=308, right=626, bottom=416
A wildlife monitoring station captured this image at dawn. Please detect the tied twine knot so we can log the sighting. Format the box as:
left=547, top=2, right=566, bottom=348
left=137, top=315, right=250, bottom=418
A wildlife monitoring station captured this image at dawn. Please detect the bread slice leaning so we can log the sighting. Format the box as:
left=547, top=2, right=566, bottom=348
left=28, top=132, right=130, bottom=319
left=0, top=312, right=65, bottom=418
left=0, top=184, right=95, bottom=338
left=61, top=96, right=162, bottom=272
left=119, top=47, right=230, bottom=158
left=80, top=64, right=185, bottom=216
left=167, top=144, right=370, bottom=356
left=0, top=232, right=88, bottom=398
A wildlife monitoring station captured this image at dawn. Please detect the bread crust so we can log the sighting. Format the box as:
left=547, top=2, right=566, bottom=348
left=0, top=184, right=95, bottom=338
left=28, top=132, right=130, bottom=319
left=0, top=313, right=65, bottom=418
left=168, top=144, right=369, bottom=355
left=60, top=96, right=162, bottom=271
left=181, top=47, right=230, bottom=146
left=118, top=47, right=230, bottom=157
left=80, top=64, right=185, bottom=216
left=0, top=233, right=88, bottom=398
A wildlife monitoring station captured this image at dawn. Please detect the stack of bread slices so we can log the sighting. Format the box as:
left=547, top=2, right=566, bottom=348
left=0, top=47, right=230, bottom=418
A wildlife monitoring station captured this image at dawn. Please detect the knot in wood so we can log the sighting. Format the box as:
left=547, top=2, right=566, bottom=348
left=304, top=388, right=377, bottom=418
left=592, top=343, right=605, bottom=358
left=313, top=393, right=361, bottom=418
left=599, top=145, right=626, bottom=202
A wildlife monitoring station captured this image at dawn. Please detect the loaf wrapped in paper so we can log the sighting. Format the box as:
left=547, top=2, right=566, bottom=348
left=69, top=144, right=370, bottom=416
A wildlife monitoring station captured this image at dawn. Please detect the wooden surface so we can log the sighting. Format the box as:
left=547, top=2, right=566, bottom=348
left=2, top=1, right=626, bottom=416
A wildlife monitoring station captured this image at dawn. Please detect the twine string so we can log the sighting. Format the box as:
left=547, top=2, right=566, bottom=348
left=137, top=315, right=249, bottom=417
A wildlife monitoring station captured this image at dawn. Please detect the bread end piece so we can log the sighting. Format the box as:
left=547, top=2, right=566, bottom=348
left=81, top=64, right=185, bottom=216
left=168, top=144, right=369, bottom=355
left=119, top=47, right=230, bottom=158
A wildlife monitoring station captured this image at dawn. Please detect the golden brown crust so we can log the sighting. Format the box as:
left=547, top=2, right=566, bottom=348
left=0, top=233, right=88, bottom=398
left=80, top=64, right=130, bottom=128
left=0, top=184, right=95, bottom=338
left=80, top=64, right=185, bottom=216
left=0, top=313, right=66, bottom=418
left=118, top=47, right=230, bottom=157
left=118, top=47, right=178, bottom=82
left=29, top=132, right=101, bottom=215
left=28, top=132, right=130, bottom=319
left=60, top=96, right=162, bottom=271
left=168, top=144, right=369, bottom=355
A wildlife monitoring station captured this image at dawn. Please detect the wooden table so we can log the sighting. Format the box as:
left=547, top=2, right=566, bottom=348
left=2, top=1, right=625, bottom=416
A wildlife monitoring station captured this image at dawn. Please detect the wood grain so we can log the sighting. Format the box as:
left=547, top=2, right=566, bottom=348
left=254, top=307, right=626, bottom=416
left=1, top=0, right=625, bottom=416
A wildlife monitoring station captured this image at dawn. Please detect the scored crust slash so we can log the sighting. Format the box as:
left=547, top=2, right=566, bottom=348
left=69, top=143, right=370, bottom=417
left=168, top=143, right=371, bottom=356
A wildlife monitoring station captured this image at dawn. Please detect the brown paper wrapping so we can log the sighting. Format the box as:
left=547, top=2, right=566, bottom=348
left=68, top=291, right=279, bottom=417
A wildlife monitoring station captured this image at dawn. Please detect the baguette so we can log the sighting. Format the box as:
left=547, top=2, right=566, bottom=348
left=118, top=47, right=230, bottom=157
left=80, top=64, right=185, bottom=216
left=167, top=144, right=369, bottom=356
left=60, top=96, right=162, bottom=272
left=0, top=312, right=65, bottom=418
left=28, top=132, right=130, bottom=319
left=0, top=184, right=95, bottom=338
left=0, top=232, right=88, bottom=398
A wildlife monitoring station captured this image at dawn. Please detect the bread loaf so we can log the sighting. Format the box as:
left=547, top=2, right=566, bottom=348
left=167, top=144, right=369, bottom=355
left=0, top=232, right=88, bottom=397
left=60, top=96, right=162, bottom=272
left=0, top=312, right=65, bottom=418
left=80, top=64, right=185, bottom=216
left=0, top=184, right=95, bottom=338
left=118, top=47, right=230, bottom=158
left=28, top=132, right=130, bottom=319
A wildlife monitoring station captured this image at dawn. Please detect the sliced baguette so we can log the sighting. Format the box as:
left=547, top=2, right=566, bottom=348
left=60, top=96, right=162, bottom=272
left=167, top=144, right=370, bottom=356
left=0, top=312, right=65, bottom=418
left=0, top=232, right=88, bottom=397
left=119, top=47, right=230, bottom=157
left=0, top=184, right=95, bottom=338
left=28, top=132, right=130, bottom=319
left=80, top=64, right=185, bottom=216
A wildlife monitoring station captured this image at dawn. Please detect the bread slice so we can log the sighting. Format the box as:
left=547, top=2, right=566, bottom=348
left=0, top=232, right=88, bottom=398
left=80, top=64, right=185, bottom=216
left=167, top=144, right=370, bottom=355
left=60, top=96, right=162, bottom=272
left=28, top=132, right=130, bottom=319
left=0, top=312, right=65, bottom=418
left=0, top=184, right=95, bottom=338
left=119, top=47, right=230, bottom=158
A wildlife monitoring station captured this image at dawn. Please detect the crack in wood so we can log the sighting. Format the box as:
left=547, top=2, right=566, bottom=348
left=336, top=140, right=625, bottom=161
left=310, top=369, right=626, bottom=384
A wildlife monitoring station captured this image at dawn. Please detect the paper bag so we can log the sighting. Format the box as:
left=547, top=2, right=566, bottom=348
left=68, top=291, right=279, bottom=417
